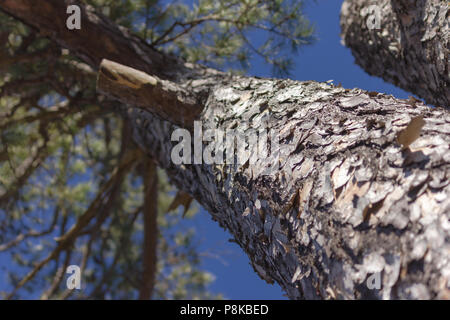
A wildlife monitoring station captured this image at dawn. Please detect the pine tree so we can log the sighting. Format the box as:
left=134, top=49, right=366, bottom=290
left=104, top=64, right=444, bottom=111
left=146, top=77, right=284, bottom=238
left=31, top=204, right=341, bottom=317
left=0, top=0, right=314, bottom=299
left=0, top=0, right=448, bottom=300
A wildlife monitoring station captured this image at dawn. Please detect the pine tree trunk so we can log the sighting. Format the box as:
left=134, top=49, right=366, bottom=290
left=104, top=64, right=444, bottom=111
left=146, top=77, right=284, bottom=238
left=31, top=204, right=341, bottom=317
left=121, top=72, right=450, bottom=300
left=1, top=0, right=449, bottom=299
left=340, top=0, right=449, bottom=108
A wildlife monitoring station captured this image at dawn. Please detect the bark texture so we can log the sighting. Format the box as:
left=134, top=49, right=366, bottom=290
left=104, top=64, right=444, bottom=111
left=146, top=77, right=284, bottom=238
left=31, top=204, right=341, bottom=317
left=126, top=76, right=450, bottom=299
left=340, top=0, right=449, bottom=108
left=1, top=0, right=450, bottom=299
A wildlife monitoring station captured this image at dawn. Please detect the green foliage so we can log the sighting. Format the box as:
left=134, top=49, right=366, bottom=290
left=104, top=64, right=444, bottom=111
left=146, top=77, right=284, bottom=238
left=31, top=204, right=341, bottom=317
left=86, top=0, right=314, bottom=76
left=0, top=0, right=314, bottom=299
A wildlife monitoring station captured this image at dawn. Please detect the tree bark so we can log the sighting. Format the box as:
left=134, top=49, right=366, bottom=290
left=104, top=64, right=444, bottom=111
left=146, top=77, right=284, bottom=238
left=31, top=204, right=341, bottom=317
left=1, top=0, right=449, bottom=299
left=340, top=0, right=449, bottom=108
left=122, top=70, right=450, bottom=300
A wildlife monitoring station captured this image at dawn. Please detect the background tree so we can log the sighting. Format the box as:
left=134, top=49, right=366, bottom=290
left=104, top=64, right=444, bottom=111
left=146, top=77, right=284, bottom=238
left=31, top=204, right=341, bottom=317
left=0, top=0, right=314, bottom=299
left=340, top=0, right=449, bottom=107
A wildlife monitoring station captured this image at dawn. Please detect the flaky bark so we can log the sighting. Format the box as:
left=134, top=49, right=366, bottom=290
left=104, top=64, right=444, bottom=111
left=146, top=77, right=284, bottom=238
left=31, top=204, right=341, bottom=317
left=340, top=0, right=449, bottom=108
left=123, top=72, right=450, bottom=299
left=1, top=0, right=449, bottom=299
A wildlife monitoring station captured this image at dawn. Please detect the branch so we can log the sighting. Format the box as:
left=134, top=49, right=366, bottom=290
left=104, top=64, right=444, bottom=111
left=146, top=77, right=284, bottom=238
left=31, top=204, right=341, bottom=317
left=0, top=205, right=59, bottom=252
left=6, top=148, right=139, bottom=299
left=0, top=101, right=71, bottom=131
left=0, top=133, right=50, bottom=207
left=139, top=158, right=158, bottom=300
left=40, top=249, right=72, bottom=300
left=0, top=0, right=185, bottom=79
left=89, top=208, right=141, bottom=299
left=0, top=45, right=58, bottom=71
left=97, top=59, right=203, bottom=128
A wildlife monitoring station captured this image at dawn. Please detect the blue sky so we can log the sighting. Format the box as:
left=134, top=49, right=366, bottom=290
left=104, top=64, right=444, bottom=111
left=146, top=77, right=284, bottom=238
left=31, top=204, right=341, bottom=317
left=190, top=0, right=411, bottom=300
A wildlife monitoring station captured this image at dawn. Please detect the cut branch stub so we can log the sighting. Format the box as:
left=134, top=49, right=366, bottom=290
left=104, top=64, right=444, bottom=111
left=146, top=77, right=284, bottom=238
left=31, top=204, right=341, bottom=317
left=97, top=59, right=203, bottom=128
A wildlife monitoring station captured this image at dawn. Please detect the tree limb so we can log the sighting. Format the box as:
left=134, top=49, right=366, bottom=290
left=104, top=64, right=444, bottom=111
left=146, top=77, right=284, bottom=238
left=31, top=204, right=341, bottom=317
left=97, top=59, right=203, bottom=128
left=6, top=148, right=139, bottom=299
left=139, top=158, right=158, bottom=300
